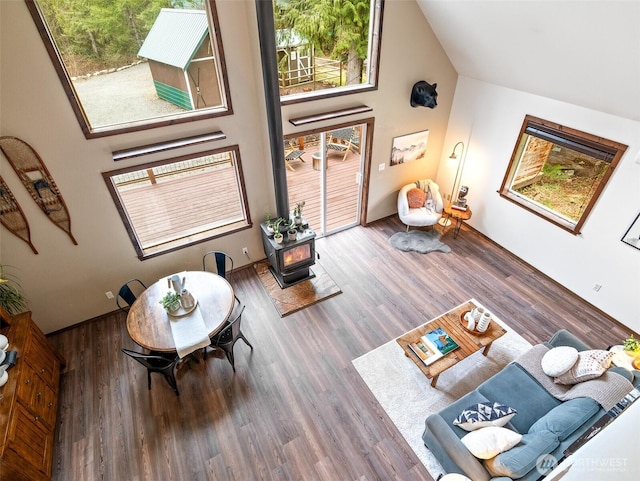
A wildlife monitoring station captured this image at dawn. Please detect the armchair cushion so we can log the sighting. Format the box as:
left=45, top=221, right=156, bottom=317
left=407, top=188, right=427, bottom=208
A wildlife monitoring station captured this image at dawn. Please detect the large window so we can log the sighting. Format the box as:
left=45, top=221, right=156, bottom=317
left=103, top=146, right=250, bottom=259
left=499, top=115, right=627, bottom=234
left=26, top=0, right=231, bottom=138
left=273, top=0, right=384, bottom=103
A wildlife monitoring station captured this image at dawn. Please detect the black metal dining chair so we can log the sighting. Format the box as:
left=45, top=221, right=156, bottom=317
left=202, top=251, right=234, bottom=284
left=116, top=279, right=147, bottom=313
left=121, top=348, right=181, bottom=396
left=204, top=296, right=253, bottom=371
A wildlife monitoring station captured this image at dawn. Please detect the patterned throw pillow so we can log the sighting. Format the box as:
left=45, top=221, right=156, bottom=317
left=453, top=401, right=518, bottom=432
left=554, top=349, right=614, bottom=385
left=406, top=188, right=427, bottom=208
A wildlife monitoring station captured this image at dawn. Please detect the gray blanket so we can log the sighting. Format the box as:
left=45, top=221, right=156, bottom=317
left=514, top=344, right=633, bottom=411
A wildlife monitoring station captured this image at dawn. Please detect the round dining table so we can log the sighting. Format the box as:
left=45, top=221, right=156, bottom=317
left=126, top=271, right=234, bottom=353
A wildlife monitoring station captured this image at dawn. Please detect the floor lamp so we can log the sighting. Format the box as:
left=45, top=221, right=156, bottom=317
left=438, top=141, right=465, bottom=227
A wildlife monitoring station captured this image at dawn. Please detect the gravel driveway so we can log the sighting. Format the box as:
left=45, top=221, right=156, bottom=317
left=72, top=63, right=184, bottom=127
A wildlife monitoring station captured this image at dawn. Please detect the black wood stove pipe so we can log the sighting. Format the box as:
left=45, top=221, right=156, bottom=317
left=255, top=0, right=289, bottom=220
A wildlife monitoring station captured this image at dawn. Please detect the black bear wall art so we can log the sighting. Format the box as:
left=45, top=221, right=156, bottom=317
left=410, top=80, right=438, bottom=108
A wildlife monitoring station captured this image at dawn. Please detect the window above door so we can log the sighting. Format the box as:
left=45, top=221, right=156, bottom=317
left=273, top=0, right=384, bottom=104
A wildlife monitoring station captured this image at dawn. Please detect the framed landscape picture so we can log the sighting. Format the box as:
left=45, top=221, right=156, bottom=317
left=621, top=212, right=640, bottom=250
left=390, top=130, right=429, bottom=166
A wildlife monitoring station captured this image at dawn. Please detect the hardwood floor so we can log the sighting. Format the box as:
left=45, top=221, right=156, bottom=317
left=49, top=216, right=630, bottom=481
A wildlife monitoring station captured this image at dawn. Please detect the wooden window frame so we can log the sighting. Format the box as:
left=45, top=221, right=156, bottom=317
left=499, top=115, right=627, bottom=235
left=25, top=0, right=232, bottom=139
left=102, top=145, right=251, bottom=260
left=276, top=0, right=385, bottom=106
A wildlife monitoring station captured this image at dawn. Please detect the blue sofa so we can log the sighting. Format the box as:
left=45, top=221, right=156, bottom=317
left=422, top=329, right=639, bottom=481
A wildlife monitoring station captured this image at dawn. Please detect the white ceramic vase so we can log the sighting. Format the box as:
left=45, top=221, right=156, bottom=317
left=180, top=289, right=195, bottom=309
left=465, top=313, right=475, bottom=331
left=471, top=307, right=484, bottom=324
left=477, top=311, right=491, bottom=332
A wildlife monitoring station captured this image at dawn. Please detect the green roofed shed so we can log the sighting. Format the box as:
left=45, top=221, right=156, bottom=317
left=138, top=9, right=221, bottom=110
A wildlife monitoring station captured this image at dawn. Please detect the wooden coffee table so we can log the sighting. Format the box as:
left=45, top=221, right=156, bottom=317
left=397, top=300, right=506, bottom=387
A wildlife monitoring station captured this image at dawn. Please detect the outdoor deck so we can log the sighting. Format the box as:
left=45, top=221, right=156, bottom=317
left=116, top=145, right=361, bottom=250
left=285, top=144, right=361, bottom=233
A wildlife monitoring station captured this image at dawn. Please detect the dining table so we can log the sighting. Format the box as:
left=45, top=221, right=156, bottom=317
left=126, top=270, right=235, bottom=357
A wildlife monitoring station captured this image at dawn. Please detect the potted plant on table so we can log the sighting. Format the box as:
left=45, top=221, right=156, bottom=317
left=160, top=291, right=181, bottom=314
left=623, top=335, right=640, bottom=357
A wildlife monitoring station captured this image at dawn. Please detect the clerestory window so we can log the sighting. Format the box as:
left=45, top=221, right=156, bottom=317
left=499, top=115, right=627, bottom=234
left=103, top=146, right=250, bottom=259
left=273, top=0, right=384, bottom=103
left=26, top=0, right=231, bottom=138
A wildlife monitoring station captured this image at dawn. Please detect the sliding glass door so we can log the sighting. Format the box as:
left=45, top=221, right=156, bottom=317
left=285, top=122, right=366, bottom=236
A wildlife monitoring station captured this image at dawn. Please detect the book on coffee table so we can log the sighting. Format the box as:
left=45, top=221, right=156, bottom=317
left=425, top=327, right=460, bottom=355
left=408, top=337, right=443, bottom=366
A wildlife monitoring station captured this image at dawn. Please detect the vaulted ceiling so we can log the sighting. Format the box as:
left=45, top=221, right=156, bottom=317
left=416, top=0, right=640, bottom=122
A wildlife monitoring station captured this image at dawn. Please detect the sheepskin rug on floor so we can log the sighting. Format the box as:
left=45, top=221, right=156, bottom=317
left=389, top=230, right=451, bottom=254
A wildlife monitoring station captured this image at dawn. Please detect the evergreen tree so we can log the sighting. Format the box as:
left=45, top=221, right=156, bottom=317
left=276, top=0, right=370, bottom=85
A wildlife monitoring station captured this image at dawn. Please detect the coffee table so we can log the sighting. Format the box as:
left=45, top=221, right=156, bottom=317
left=396, top=300, right=506, bottom=387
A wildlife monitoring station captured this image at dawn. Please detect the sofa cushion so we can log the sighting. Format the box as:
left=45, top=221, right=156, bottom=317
left=528, top=397, right=599, bottom=441
left=477, top=363, right=561, bottom=433
left=484, top=430, right=559, bottom=479
left=546, top=329, right=591, bottom=351
left=453, top=402, right=517, bottom=431
left=554, top=349, right=613, bottom=385
left=434, top=390, right=492, bottom=438
left=406, top=188, right=427, bottom=208
left=461, top=426, right=522, bottom=460
left=541, top=346, right=579, bottom=376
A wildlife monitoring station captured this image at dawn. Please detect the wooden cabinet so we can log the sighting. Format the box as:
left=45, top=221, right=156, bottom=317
left=0, top=308, right=65, bottom=481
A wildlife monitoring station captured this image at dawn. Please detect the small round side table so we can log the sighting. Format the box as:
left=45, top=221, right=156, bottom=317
left=441, top=204, right=472, bottom=239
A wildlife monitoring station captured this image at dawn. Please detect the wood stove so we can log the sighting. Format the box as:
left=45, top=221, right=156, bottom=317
left=260, top=222, right=316, bottom=288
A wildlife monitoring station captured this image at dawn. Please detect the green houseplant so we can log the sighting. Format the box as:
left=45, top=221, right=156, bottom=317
left=293, top=201, right=305, bottom=225
left=265, top=213, right=274, bottom=234
left=273, top=217, right=285, bottom=243
left=160, top=291, right=181, bottom=313
left=0, top=264, right=27, bottom=315
left=623, top=335, right=640, bottom=356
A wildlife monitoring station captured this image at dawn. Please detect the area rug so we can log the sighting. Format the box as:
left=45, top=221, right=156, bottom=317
left=254, top=260, right=342, bottom=317
left=389, top=230, right=451, bottom=254
left=352, top=303, right=532, bottom=479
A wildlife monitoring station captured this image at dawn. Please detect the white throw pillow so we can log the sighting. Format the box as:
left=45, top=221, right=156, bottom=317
left=439, top=474, right=472, bottom=481
left=541, top=346, right=579, bottom=377
left=461, top=426, right=522, bottom=460
left=554, top=349, right=614, bottom=385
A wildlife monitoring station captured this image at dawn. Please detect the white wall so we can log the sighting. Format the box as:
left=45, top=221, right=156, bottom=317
left=437, top=76, right=640, bottom=332
left=0, top=0, right=457, bottom=332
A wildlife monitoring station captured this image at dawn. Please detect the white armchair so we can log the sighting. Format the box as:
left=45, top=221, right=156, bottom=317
left=397, top=179, right=443, bottom=231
